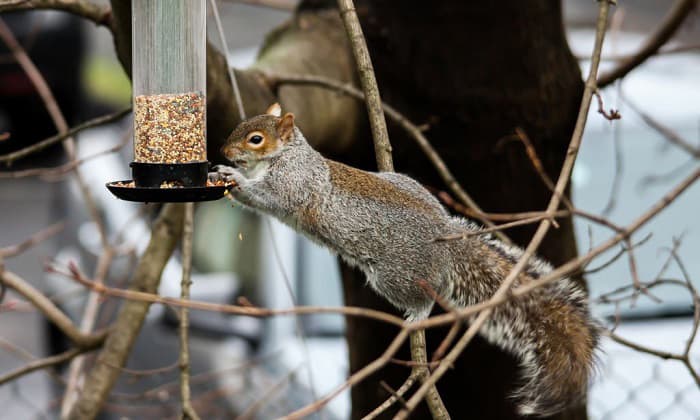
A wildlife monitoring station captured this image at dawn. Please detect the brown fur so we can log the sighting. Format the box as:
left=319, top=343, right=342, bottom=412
left=531, top=298, right=594, bottom=402
left=327, top=160, right=437, bottom=214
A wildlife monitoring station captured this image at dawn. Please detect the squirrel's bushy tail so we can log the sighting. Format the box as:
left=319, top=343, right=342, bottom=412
left=445, top=218, right=600, bottom=416
left=479, top=288, right=599, bottom=417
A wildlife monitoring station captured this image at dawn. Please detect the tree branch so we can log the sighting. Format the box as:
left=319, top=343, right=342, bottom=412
left=60, top=248, right=116, bottom=417
left=0, top=107, right=131, bottom=165
left=337, top=0, right=393, bottom=172
left=67, top=203, right=185, bottom=420
left=0, top=346, right=97, bottom=386
left=621, top=93, right=700, bottom=158
left=0, top=270, right=106, bottom=348
left=179, top=203, right=200, bottom=420
left=60, top=265, right=406, bottom=327
left=336, top=2, right=448, bottom=417
left=598, top=0, right=698, bottom=87
left=0, top=222, right=64, bottom=258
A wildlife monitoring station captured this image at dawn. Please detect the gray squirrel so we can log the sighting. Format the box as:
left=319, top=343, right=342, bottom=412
left=210, top=103, right=600, bottom=417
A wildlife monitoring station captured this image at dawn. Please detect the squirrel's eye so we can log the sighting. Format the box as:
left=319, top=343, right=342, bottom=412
left=246, top=132, right=265, bottom=147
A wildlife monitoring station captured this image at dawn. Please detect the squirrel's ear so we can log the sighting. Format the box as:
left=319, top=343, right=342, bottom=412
left=277, top=112, right=295, bottom=142
left=266, top=103, right=282, bottom=117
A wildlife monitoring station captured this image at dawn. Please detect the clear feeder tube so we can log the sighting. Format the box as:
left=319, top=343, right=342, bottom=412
left=131, top=0, right=207, bottom=186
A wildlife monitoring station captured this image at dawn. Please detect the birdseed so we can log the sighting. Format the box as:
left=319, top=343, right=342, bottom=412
left=112, top=179, right=234, bottom=189
left=134, top=92, right=206, bottom=163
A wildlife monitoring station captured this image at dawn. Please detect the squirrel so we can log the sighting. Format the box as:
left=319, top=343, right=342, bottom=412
left=210, top=103, right=600, bottom=417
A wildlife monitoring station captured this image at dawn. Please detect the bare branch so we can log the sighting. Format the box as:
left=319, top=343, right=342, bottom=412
left=337, top=0, right=393, bottom=172
left=281, top=330, right=411, bottom=420
left=0, top=139, right=128, bottom=180
left=598, top=0, right=698, bottom=87
left=361, top=374, right=418, bottom=420
left=0, top=107, right=131, bottom=165
left=622, top=93, right=700, bottom=158
left=210, top=0, right=246, bottom=120
left=0, top=270, right=106, bottom=348
left=0, top=222, right=64, bottom=258
left=0, top=347, right=95, bottom=386
left=59, top=263, right=406, bottom=327
left=61, top=248, right=116, bottom=417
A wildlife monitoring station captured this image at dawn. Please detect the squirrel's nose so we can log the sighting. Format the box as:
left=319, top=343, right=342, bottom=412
left=221, top=144, right=239, bottom=162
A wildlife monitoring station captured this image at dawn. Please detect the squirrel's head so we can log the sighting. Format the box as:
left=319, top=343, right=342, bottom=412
left=221, top=103, right=297, bottom=168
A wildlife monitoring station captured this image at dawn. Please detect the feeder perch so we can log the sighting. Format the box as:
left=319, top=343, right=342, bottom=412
left=107, top=0, right=227, bottom=202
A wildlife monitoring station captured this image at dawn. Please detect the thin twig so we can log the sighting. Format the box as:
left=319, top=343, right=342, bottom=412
left=0, top=107, right=131, bottom=165
left=621, top=93, right=700, bottom=158
left=61, top=248, right=116, bottom=417
left=598, top=0, right=698, bottom=87
left=280, top=329, right=411, bottom=420
left=435, top=213, right=556, bottom=242
left=58, top=265, right=405, bottom=327
left=0, top=347, right=95, bottom=386
left=0, top=222, right=64, bottom=258
left=0, top=270, right=106, bottom=348
left=0, top=139, right=128, bottom=180
left=234, top=366, right=299, bottom=420
left=600, top=84, right=624, bottom=216
left=361, top=376, right=417, bottom=420
left=210, top=0, right=246, bottom=120
left=584, top=233, right=652, bottom=275
left=580, top=43, right=700, bottom=61
left=593, top=90, right=621, bottom=121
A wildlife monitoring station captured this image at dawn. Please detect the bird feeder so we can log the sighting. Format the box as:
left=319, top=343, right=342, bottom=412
left=107, top=0, right=227, bottom=202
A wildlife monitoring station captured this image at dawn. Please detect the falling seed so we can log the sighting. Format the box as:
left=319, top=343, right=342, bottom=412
left=238, top=232, right=243, bottom=241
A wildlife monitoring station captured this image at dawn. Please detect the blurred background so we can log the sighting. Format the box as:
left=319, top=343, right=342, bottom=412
left=0, top=1, right=698, bottom=418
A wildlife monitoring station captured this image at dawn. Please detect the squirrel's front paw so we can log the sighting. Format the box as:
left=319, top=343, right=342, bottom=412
left=209, top=165, right=244, bottom=185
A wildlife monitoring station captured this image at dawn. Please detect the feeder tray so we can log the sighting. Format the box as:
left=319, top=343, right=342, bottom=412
left=106, top=181, right=229, bottom=203
left=108, top=161, right=231, bottom=202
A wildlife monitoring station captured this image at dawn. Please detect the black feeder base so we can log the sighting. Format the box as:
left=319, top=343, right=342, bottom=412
left=107, top=161, right=230, bottom=203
